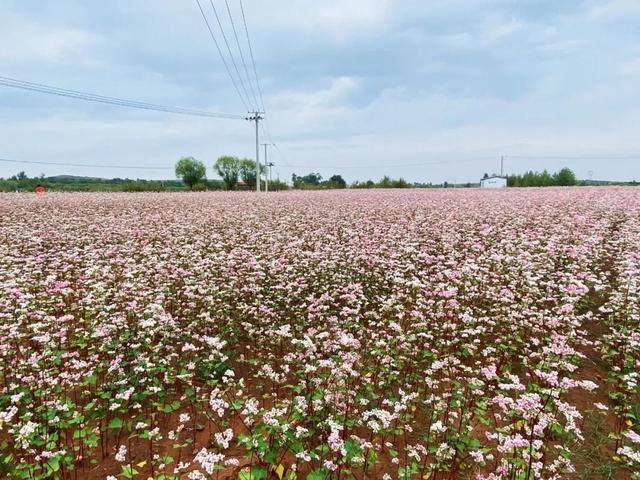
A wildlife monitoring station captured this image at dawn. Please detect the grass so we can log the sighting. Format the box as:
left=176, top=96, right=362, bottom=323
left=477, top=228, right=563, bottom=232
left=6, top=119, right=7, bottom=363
left=573, top=412, right=624, bottom=479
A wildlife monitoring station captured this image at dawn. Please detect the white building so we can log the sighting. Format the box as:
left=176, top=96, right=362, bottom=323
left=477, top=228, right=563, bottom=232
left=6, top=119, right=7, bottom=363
left=480, top=176, right=507, bottom=188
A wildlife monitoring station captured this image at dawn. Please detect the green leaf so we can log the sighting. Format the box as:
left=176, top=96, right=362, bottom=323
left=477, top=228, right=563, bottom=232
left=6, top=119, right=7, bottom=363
left=46, top=457, right=60, bottom=472
left=307, top=468, right=329, bottom=480
left=284, top=471, right=298, bottom=480
left=108, top=417, right=123, bottom=429
left=344, top=438, right=362, bottom=460
left=121, top=465, right=138, bottom=478
left=239, top=466, right=268, bottom=480
left=264, top=448, right=278, bottom=465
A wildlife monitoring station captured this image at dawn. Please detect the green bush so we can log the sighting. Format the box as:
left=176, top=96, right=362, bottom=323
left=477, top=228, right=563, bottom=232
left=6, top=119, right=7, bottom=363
left=191, top=182, right=208, bottom=192
left=266, top=179, right=289, bottom=191
left=120, top=181, right=167, bottom=192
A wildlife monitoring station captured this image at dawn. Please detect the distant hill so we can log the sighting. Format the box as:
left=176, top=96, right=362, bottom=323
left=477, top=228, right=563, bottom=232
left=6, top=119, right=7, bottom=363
left=45, top=175, right=109, bottom=182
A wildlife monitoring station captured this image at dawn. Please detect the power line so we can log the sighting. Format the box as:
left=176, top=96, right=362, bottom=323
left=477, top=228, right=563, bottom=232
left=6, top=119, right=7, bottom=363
left=279, top=154, right=640, bottom=171
left=260, top=122, right=276, bottom=155
left=261, top=115, right=276, bottom=149
left=0, top=157, right=174, bottom=170
left=284, top=157, right=494, bottom=170
left=0, top=76, right=244, bottom=119
left=238, top=0, right=277, bottom=147
left=223, top=0, right=260, bottom=109
left=273, top=143, right=293, bottom=168
left=235, top=0, right=280, bottom=164
left=194, top=0, right=251, bottom=111
left=239, top=0, right=266, bottom=113
left=4, top=153, right=634, bottom=175
left=207, top=0, right=255, bottom=110
left=506, top=154, right=640, bottom=160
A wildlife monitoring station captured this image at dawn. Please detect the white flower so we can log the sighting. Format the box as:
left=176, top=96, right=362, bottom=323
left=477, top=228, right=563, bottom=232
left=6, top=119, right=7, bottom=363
left=115, top=445, right=127, bottom=463
left=214, top=428, right=233, bottom=449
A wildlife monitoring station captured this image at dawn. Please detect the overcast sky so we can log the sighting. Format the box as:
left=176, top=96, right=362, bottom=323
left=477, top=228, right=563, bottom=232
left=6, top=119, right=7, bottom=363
left=1, top=0, right=639, bottom=183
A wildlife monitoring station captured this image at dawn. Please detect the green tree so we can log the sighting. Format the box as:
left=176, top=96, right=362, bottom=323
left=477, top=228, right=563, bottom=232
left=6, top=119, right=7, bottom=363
left=175, top=157, right=206, bottom=190
left=292, top=172, right=323, bottom=188
left=326, top=174, right=347, bottom=189
left=239, top=158, right=266, bottom=188
left=214, top=156, right=240, bottom=190
left=554, top=167, right=577, bottom=186
left=350, top=180, right=375, bottom=189
left=508, top=167, right=578, bottom=187
left=10, top=171, right=28, bottom=182
left=390, top=177, right=410, bottom=188
left=378, top=175, right=393, bottom=188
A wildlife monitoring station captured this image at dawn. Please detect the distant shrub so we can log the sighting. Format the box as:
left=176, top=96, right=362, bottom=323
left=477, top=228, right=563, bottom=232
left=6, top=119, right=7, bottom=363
left=351, top=180, right=376, bottom=189
left=121, top=181, right=167, bottom=192
left=266, top=179, right=289, bottom=191
left=191, top=182, right=208, bottom=191
left=206, top=179, right=225, bottom=191
left=350, top=177, right=410, bottom=189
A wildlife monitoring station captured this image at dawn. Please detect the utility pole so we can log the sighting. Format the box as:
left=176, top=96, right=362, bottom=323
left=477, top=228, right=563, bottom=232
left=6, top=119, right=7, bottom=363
left=501, top=156, right=504, bottom=177
left=246, top=111, right=264, bottom=192
left=267, top=161, right=275, bottom=189
left=261, top=143, right=275, bottom=192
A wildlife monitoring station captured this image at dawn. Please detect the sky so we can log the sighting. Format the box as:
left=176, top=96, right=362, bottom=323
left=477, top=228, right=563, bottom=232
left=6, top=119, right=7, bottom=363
left=1, top=0, right=639, bottom=183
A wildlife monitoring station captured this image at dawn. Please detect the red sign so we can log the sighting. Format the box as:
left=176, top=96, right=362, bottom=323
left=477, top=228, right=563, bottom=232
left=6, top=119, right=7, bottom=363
left=35, top=185, right=46, bottom=193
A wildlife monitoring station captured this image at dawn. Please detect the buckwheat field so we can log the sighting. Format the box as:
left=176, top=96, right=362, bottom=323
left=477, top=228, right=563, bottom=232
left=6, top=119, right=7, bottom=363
left=1, top=189, right=639, bottom=480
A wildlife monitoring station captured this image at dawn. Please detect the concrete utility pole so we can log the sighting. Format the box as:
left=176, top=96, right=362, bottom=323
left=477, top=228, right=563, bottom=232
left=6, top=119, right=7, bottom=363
left=261, top=143, right=275, bottom=192
left=246, top=111, right=264, bottom=192
left=267, top=162, right=275, bottom=187
left=501, top=156, right=504, bottom=177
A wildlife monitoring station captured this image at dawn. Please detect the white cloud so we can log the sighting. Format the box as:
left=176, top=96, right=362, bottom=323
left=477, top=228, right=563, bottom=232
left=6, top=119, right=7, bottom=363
left=535, top=39, right=584, bottom=54
left=483, top=18, right=523, bottom=42
left=618, top=57, right=640, bottom=74
left=253, top=0, right=392, bottom=41
left=265, top=77, right=361, bottom=132
left=0, top=12, right=102, bottom=66
left=585, top=0, right=640, bottom=21
left=427, top=15, right=525, bottom=53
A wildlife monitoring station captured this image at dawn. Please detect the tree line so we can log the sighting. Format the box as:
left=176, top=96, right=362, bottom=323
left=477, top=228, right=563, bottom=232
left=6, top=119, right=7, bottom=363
left=290, top=172, right=411, bottom=189
left=0, top=172, right=187, bottom=192
left=506, top=167, right=577, bottom=187
left=176, top=157, right=412, bottom=190
left=4, top=162, right=636, bottom=193
left=175, top=156, right=286, bottom=191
